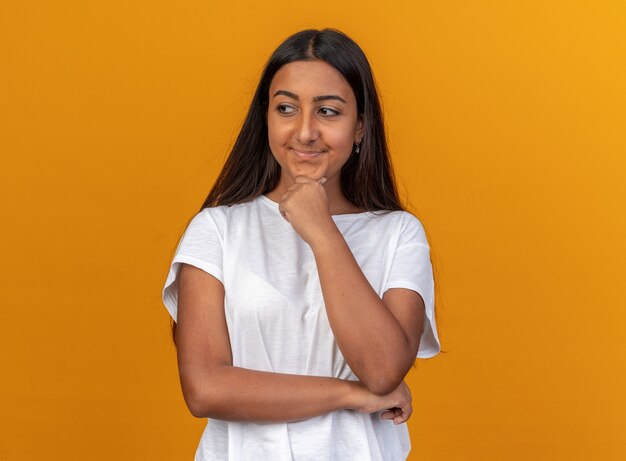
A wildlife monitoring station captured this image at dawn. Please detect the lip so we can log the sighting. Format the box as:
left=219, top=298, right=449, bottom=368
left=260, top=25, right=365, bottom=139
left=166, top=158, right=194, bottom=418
left=291, top=148, right=325, bottom=158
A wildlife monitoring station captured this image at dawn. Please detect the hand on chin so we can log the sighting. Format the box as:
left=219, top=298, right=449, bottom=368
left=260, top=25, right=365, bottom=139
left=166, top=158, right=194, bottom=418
left=287, top=153, right=329, bottom=182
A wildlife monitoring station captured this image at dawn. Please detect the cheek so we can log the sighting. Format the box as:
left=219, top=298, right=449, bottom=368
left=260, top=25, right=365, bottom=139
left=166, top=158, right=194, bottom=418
left=267, top=122, right=291, bottom=165
left=267, top=119, right=290, bottom=146
left=328, top=125, right=356, bottom=151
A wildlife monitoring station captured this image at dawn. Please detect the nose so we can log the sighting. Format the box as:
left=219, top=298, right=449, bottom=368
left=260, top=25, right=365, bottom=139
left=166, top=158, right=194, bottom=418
left=294, top=110, right=319, bottom=145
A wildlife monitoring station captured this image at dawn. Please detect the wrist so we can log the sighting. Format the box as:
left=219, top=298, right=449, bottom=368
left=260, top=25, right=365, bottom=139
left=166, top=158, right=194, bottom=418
left=308, top=223, right=344, bottom=253
left=341, top=379, right=367, bottom=412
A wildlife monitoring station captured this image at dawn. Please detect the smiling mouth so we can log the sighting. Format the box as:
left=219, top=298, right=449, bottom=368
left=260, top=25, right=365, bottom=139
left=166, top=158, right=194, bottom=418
left=291, top=148, right=325, bottom=158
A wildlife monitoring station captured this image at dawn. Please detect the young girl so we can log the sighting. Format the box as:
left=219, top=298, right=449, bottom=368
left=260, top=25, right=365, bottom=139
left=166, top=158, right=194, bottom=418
left=162, top=28, right=440, bottom=461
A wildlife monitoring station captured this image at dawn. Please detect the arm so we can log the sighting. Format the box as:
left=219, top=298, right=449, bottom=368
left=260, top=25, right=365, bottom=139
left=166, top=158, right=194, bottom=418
left=310, top=229, right=425, bottom=396
left=175, top=263, right=413, bottom=423
left=276, top=177, right=425, bottom=396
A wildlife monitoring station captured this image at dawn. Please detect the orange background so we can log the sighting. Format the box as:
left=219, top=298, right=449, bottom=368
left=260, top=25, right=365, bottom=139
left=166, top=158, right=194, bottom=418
left=1, top=1, right=625, bottom=459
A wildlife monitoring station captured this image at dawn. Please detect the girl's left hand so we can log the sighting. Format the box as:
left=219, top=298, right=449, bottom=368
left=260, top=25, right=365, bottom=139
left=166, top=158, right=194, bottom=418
left=278, top=175, right=338, bottom=246
left=351, top=380, right=413, bottom=425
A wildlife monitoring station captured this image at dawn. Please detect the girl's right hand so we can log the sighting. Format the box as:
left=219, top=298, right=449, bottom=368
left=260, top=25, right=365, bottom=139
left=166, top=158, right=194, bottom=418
left=350, top=380, right=413, bottom=425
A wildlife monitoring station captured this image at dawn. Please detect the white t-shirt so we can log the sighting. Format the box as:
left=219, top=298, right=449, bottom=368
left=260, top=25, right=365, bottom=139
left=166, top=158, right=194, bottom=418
left=162, top=194, right=440, bottom=461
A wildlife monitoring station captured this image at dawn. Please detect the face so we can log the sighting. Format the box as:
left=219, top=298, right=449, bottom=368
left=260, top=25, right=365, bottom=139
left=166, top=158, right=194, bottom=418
left=267, top=60, right=364, bottom=192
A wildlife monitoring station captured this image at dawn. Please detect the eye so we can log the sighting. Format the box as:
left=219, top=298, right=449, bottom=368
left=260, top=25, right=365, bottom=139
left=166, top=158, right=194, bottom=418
left=276, top=104, right=296, bottom=115
left=319, top=107, right=340, bottom=117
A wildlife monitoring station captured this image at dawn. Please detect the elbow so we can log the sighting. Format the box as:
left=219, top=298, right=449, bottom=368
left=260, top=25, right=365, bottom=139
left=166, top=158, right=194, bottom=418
left=183, top=387, right=210, bottom=418
left=186, top=388, right=227, bottom=419
left=188, top=401, right=206, bottom=419
left=359, top=358, right=413, bottom=396
left=359, top=368, right=406, bottom=396
left=363, top=376, right=404, bottom=396
left=182, top=366, right=237, bottom=419
left=180, top=364, right=234, bottom=418
left=181, top=373, right=223, bottom=419
left=188, top=405, right=204, bottom=419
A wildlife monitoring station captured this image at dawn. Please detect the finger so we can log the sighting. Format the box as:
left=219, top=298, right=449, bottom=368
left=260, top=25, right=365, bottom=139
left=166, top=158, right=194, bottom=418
left=395, top=402, right=412, bottom=424
left=394, top=415, right=408, bottom=424
left=381, top=407, right=402, bottom=419
left=318, top=176, right=327, bottom=184
left=393, top=412, right=405, bottom=424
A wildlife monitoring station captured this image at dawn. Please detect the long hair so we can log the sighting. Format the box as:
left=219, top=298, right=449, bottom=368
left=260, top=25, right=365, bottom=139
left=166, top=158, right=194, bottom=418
left=171, top=29, right=405, bottom=345
left=199, top=28, right=402, bottom=212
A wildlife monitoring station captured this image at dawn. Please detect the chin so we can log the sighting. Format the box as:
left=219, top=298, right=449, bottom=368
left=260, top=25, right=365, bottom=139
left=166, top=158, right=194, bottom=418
left=288, top=168, right=319, bottom=181
left=283, top=160, right=324, bottom=179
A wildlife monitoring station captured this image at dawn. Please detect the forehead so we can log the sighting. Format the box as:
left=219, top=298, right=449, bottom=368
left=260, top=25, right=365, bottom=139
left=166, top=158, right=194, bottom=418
left=269, top=60, right=354, bottom=101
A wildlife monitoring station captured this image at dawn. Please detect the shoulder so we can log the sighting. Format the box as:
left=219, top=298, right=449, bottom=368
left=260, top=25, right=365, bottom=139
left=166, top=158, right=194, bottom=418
left=398, top=211, right=427, bottom=234
left=374, top=210, right=428, bottom=247
left=366, top=209, right=425, bottom=231
left=192, top=197, right=272, bottom=233
left=343, top=210, right=426, bottom=245
left=197, top=197, right=263, bottom=220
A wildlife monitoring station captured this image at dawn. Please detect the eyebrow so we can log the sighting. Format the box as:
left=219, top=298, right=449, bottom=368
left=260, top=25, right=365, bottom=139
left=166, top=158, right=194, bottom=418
left=273, top=90, right=347, bottom=104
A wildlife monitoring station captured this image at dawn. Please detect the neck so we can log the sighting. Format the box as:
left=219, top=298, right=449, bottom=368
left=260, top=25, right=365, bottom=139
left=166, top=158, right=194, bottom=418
left=265, top=176, right=350, bottom=214
left=331, top=201, right=353, bottom=215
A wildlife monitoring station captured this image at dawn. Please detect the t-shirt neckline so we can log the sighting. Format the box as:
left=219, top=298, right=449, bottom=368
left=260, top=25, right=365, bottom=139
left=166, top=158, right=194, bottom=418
left=258, top=194, right=374, bottom=219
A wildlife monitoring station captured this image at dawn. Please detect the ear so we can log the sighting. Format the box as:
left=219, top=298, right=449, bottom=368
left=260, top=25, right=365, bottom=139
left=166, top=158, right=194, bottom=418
left=355, top=115, right=365, bottom=144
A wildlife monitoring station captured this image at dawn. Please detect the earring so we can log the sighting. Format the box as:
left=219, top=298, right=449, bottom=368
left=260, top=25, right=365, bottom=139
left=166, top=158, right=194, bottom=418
left=355, top=143, right=360, bottom=154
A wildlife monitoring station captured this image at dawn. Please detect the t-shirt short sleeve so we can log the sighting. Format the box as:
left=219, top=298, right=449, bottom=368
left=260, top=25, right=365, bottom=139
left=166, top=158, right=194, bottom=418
left=384, top=212, right=440, bottom=358
left=162, top=210, right=224, bottom=322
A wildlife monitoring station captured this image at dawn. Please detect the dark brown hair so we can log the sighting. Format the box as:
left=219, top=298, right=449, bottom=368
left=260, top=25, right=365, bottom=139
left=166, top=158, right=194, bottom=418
left=200, top=28, right=401, bottom=211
